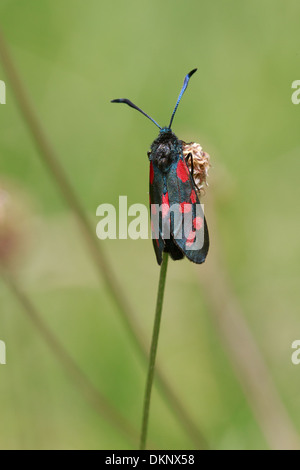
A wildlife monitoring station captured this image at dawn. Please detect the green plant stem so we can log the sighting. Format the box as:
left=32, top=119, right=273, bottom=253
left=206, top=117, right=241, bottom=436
left=140, top=252, right=169, bottom=450
left=0, top=27, right=208, bottom=449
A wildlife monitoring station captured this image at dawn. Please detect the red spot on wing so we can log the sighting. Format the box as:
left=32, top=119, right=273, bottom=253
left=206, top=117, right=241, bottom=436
left=176, top=159, right=189, bottom=182
left=162, top=192, right=170, bottom=218
left=190, top=190, right=197, bottom=204
left=179, top=203, right=192, bottom=213
left=193, top=217, right=203, bottom=230
left=150, top=162, right=154, bottom=184
left=186, top=230, right=196, bottom=247
left=162, top=192, right=169, bottom=205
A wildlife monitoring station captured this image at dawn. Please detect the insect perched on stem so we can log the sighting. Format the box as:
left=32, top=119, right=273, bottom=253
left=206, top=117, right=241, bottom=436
left=112, top=69, right=210, bottom=265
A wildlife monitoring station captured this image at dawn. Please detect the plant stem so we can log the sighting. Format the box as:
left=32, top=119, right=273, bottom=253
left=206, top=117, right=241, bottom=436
left=140, top=252, right=169, bottom=450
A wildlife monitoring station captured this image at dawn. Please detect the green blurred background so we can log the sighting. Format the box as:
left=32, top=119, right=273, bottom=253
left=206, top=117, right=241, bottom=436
left=0, top=0, right=300, bottom=450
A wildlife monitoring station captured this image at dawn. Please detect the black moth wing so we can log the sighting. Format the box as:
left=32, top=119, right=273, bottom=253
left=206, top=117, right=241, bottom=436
left=149, top=161, right=165, bottom=265
left=166, top=155, right=209, bottom=264
left=149, top=160, right=184, bottom=265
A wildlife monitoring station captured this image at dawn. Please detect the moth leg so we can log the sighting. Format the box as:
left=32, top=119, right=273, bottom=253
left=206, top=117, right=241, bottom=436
left=185, top=152, right=200, bottom=191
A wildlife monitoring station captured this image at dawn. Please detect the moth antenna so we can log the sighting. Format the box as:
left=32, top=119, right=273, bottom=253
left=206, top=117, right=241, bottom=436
left=169, top=69, right=197, bottom=129
left=111, top=98, right=161, bottom=129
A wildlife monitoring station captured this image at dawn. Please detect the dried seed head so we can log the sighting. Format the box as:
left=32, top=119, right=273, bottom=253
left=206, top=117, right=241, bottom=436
left=182, top=141, right=211, bottom=196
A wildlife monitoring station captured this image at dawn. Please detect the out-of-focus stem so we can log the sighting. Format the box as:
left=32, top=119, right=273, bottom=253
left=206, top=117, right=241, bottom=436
left=197, top=194, right=299, bottom=450
left=1, top=269, right=138, bottom=446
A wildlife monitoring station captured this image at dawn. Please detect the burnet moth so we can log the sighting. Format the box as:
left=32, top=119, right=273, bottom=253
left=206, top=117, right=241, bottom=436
left=111, top=69, right=210, bottom=265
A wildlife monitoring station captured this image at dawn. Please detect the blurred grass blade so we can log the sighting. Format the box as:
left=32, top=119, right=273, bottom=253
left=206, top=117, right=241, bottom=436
left=0, top=269, right=138, bottom=447
left=0, top=27, right=208, bottom=448
left=197, top=194, right=299, bottom=450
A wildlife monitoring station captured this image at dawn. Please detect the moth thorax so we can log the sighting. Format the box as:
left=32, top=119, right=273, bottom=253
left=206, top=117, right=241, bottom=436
left=155, top=143, right=173, bottom=170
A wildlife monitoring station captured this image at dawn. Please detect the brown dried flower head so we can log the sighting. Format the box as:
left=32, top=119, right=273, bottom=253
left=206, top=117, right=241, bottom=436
left=182, top=141, right=210, bottom=196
